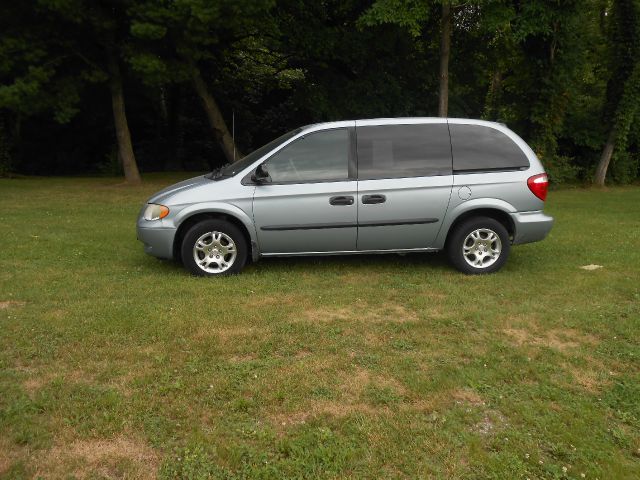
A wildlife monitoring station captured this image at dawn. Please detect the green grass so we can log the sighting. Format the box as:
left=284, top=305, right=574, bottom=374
left=0, top=175, right=639, bottom=479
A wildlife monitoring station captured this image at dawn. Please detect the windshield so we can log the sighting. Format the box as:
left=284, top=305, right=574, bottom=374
left=217, top=128, right=302, bottom=178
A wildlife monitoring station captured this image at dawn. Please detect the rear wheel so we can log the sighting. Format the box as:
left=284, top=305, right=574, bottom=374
left=181, top=220, right=247, bottom=276
left=446, top=217, right=510, bottom=274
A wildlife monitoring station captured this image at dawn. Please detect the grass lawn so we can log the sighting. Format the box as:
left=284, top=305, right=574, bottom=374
left=0, top=175, right=639, bottom=479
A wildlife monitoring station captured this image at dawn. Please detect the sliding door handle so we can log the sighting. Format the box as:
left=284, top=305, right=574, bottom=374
left=329, top=195, right=354, bottom=206
left=362, top=194, right=386, bottom=204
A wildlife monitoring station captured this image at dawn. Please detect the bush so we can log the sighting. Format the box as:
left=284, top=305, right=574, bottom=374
left=0, top=121, right=13, bottom=177
left=609, top=150, right=640, bottom=184
left=543, top=154, right=581, bottom=185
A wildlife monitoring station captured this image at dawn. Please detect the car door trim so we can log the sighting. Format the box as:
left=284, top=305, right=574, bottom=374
left=261, top=222, right=357, bottom=231
left=358, top=218, right=439, bottom=227
left=261, top=218, right=438, bottom=231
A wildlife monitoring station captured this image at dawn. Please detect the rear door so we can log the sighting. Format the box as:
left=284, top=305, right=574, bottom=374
left=355, top=121, right=453, bottom=251
left=252, top=126, right=358, bottom=254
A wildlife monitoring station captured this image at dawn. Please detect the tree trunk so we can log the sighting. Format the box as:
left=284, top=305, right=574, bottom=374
left=192, top=68, right=242, bottom=163
left=594, top=128, right=616, bottom=186
left=483, top=70, right=502, bottom=119
left=550, top=21, right=559, bottom=64
left=438, top=1, right=452, bottom=117
left=107, top=50, right=141, bottom=184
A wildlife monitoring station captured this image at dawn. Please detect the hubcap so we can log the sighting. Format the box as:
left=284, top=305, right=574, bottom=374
left=462, top=228, right=502, bottom=269
left=192, top=231, right=237, bottom=273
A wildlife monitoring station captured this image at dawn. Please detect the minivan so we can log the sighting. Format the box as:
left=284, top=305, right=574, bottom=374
left=137, top=118, right=553, bottom=275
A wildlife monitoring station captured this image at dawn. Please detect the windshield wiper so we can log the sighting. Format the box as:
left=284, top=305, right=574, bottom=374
left=206, top=163, right=231, bottom=180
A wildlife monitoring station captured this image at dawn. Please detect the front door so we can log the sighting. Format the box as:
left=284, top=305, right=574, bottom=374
left=355, top=121, right=454, bottom=251
left=253, top=126, right=358, bottom=254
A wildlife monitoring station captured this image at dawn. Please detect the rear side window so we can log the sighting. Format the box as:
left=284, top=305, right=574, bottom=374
left=450, top=124, right=529, bottom=173
left=356, top=124, right=452, bottom=180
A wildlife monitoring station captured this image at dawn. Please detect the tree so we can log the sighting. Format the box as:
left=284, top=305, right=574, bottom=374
left=438, top=2, right=451, bottom=116
left=594, top=0, right=640, bottom=186
left=128, top=0, right=278, bottom=164
left=451, top=0, right=604, bottom=182
left=107, top=45, right=141, bottom=184
left=0, top=2, right=85, bottom=169
left=359, top=0, right=455, bottom=116
left=515, top=0, right=604, bottom=183
left=2, top=0, right=639, bottom=185
left=0, top=0, right=142, bottom=183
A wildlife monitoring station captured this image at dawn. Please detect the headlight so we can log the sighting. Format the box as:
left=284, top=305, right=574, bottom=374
left=143, top=204, right=170, bottom=221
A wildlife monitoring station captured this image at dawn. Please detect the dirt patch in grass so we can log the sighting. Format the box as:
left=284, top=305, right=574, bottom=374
left=409, top=388, right=486, bottom=413
left=271, top=384, right=496, bottom=435
left=503, top=322, right=607, bottom=391
left=34, top=435, right=159, bottom=479
left=0, top=438, right=22, bottom=476
left=0, top=300, right=26, bottom=309
left=567, top=365, right=602, bottom=392
left=19, top=359, right=152, bottom=397
left=269, top=366, right=407, bottom=430
left=20, top=368, right=89, bottom=395
left=545, top=329, right=585, bottom=350
left=272, top=401, right=383, bottom=429
left=195, top=325, right=258, bottom=343
left=344, top=367, right=408, bottom=398
left=22, top=374, right=52, bottom=394
left=302, top=303, right=419, bottom=324
left=502, top=328, right=529, bottom=345
left=228, top=353, right=259, bottom=363
left=434, top=389, right=506, bottom=436
left=48, top=308, right=69, bottom=320
left=450, top=388, right=485, bottom=406
left=293, top=349, right=312, bottom=359
left=473, top=410, right=508, bottom=436
left=562, top=356, right=614, bottom=393
left=503, top=327, right=599, bottom=352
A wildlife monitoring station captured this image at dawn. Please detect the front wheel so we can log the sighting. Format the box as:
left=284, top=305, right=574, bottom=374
left=181, top=220, right=247, bottom=276
left=446, top=217, right=510, bottom=274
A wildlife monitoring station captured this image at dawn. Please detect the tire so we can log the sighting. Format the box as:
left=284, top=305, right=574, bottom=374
left=446, top=216, right=510, bottom=274
left=181, top=219, right=248, bottom=276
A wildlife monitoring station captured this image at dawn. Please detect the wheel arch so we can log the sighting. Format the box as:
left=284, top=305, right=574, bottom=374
left=441, top=207, right=515, bottom=249
left=172, top=210, right=256, bottom=263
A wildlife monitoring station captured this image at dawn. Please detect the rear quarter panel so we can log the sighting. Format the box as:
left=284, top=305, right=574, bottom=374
left=434, top=119, right=547, bottom=249
left=434, top=171, right=540, bottom=249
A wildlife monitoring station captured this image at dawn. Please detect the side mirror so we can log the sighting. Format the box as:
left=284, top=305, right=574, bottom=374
left=251, top=164, right=270, bottom=184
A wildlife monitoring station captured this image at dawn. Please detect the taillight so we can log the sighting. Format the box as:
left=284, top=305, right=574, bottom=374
left=527, top=173, right=548, bottom=201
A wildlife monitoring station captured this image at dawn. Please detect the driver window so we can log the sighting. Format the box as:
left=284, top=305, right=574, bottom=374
left=266, top=128, right=349, bottom=183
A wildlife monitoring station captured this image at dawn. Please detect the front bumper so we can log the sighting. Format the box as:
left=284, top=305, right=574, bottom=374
left=137, top=222, right=177, bottom=259
left=511, top=210, right=554, bottom=245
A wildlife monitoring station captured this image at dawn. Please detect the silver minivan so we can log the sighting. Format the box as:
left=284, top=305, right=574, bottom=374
left=137, top=118, right=553, bottom=275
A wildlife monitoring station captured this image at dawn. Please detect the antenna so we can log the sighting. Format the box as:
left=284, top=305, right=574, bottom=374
left=232, top=110, right=235, bottom=163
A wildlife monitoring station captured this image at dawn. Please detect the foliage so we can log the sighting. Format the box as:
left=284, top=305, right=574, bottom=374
left=606, top=0, right=640, bottom=183
left=0, top=1, right=638, bottom=184
left=0, top=119, right=12, bottom=176
left=0, top=3, right=87, bottom=124
left=358, top=0, right=432, bottom=37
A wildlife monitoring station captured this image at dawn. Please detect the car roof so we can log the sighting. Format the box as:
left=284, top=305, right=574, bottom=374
left=300, top=117, right=505, bottom=133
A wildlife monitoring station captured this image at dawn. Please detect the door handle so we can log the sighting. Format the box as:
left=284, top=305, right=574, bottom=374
left=362, top=194, right=386, bottom=204
left=329, top=195, right=354, bottom=206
